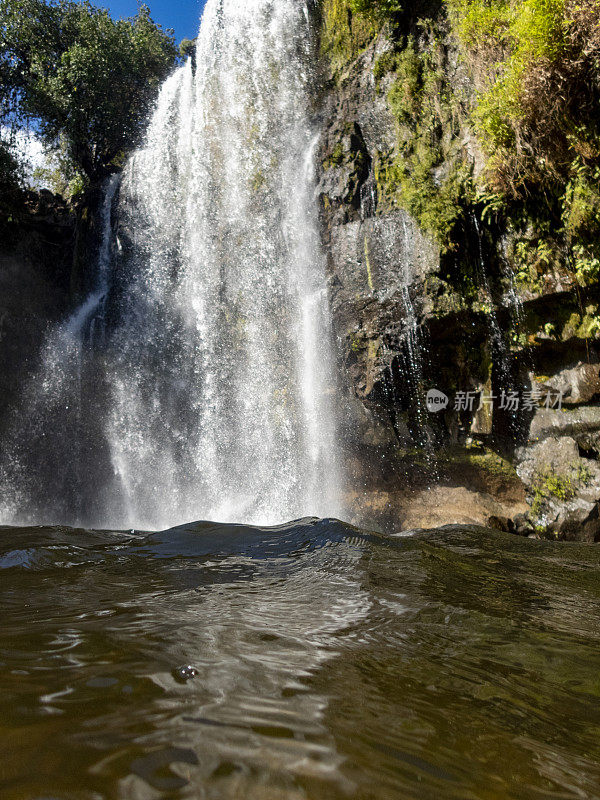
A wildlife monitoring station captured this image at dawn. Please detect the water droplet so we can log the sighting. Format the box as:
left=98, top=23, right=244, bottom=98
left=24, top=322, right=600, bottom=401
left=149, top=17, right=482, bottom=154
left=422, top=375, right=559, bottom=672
left=173, top=665, right=199, bottom=683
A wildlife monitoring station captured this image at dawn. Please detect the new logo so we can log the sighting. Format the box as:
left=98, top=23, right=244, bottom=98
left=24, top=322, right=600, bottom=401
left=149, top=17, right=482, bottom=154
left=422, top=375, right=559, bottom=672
left=426, top=389, right=448, bottom=413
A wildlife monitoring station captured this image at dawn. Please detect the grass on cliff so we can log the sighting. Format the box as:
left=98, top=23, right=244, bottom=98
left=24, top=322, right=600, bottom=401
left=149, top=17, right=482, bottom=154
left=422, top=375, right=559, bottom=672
left=374, top=29, right=474, bottom=252
left=448, top=0, right=600, bottom=194
left=318, top=0, right=600, bottom=288
left=319, top=0, right=380, bottom=74
left=447, top=0, right=600, bottom=283
left=319, top=0, right=476, bottom=250
left=319, top=0, right=402, bottom=74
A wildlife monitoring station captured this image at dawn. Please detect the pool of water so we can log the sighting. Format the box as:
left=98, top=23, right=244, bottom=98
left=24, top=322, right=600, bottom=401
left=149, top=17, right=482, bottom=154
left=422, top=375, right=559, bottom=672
left=1, top=518, right=600, bottom=799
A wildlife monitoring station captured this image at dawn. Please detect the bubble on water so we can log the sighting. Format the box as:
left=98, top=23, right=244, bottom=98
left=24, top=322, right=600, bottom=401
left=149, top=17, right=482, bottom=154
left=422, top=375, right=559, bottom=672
left=173, top=665, right=199, bottom=683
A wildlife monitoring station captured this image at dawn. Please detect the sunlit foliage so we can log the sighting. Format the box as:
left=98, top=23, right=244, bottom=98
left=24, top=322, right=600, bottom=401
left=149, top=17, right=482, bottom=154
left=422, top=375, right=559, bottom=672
left=0, top=0, right=178, bottom=183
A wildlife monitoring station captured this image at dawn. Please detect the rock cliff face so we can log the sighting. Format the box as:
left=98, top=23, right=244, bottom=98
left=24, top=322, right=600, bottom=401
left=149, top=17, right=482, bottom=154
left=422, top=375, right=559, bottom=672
left=0, top=182, right=110, bottom=442
left=0, top=192, right=74, bottom=432
left=314, top=9, right=600, bottom=540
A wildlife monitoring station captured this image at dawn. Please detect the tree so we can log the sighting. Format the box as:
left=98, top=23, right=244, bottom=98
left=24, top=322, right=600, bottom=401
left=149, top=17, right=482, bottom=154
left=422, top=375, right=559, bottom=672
left=179, top=37, right=196, bottom=59
left=0, top=0, right=178, bottom=183
left=0, top=136, right=24, bottom=222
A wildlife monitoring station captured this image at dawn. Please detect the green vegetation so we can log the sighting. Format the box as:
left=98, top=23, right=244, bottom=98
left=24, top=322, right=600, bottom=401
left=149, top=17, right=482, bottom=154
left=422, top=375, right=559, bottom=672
left=375, top=29, right=474, bottom=251
left=450, top=0, right=600, bottom=289
left=324, top=141, right=346, bottom=169
left=0, top=136, right=25, bottom=226
left=447, top=446, right=520, bottom=479
left=320, top=2, right=476, bottom=249
left=320, top=0, right=381, bottom=73
left=530, top=463, right=592, bottom=519
left=319, top=0, right=403, bottom=75
left=179, top=37, right=196, bottom=59
left=448, top=0, right=600, bottom=193
left=0, top=0, right=178, bottom=196
left=319, top=0, right=600, bottom=284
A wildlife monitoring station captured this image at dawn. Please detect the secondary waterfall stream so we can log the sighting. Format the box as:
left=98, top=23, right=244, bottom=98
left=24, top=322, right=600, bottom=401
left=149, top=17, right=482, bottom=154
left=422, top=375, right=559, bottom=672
left=0, top=0, right=343, bottom=530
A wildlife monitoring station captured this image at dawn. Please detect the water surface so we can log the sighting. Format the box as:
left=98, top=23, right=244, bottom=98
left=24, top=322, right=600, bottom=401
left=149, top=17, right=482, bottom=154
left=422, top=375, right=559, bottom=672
left=1, top=518, right=600, bottom=799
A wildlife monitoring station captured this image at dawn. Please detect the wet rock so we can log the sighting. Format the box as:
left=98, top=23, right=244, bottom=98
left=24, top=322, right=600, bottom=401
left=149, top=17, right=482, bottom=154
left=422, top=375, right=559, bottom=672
left=516, top=436, right=581, bottom=485
left=538, top=362, right=600, bottom=406
left=551, top=496, right=600, bottom=543
left=317, top=33, right=443, bottom=444
left=575, top=430, right=600, bottom=457
left=487, top=515, right=511, bottom=532
left=511, top=513, right=534, bottom=536
left=312, top=19, right=600, bottom=540
left=317, top=120, right=370, bottom=224
left=528, top=407, right=600, bottom=442
left=515, top=431, right=600, bottom=541
left=348, top=480, right=527, bottom=534
left=328, top=213, right=438, bottom=306
left=0, top=199, right=75, bottom=422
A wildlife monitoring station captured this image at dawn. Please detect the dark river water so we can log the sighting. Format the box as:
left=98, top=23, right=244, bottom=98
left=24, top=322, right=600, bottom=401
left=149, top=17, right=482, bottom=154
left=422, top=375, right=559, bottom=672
left=2, top=518, right=600, bottom=800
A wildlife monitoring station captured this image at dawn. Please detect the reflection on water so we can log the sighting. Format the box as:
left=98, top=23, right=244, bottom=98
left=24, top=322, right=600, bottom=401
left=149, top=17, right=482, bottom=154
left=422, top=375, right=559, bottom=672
left=1, top=518, right=600, bottom=799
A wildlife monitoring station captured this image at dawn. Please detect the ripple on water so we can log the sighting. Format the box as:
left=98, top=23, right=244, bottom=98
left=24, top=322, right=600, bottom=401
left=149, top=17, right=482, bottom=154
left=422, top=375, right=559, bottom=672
left=1, top=520, right=600, bottom=799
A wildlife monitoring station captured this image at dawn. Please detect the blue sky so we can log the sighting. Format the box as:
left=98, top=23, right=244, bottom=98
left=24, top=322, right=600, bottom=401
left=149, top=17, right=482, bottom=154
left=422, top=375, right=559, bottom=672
left=101, top=0, right=206, bottom=44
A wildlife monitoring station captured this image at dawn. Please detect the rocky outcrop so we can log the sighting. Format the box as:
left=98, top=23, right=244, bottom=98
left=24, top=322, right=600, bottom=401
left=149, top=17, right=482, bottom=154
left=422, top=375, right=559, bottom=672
left=315, top=20, right=600, bottom=541
left=539, top=363, right=600, bottom=406
left=512, top=407, right=600, bottom=542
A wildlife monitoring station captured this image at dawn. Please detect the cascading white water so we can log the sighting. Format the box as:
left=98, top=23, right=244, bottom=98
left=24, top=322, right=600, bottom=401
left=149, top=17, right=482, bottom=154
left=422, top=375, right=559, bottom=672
left=0, top=0, right=343, bottom=530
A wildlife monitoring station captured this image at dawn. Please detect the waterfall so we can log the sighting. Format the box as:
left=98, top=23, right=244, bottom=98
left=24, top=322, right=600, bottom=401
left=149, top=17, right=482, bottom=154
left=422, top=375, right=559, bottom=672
left=0, top=0, right=343, bottom=530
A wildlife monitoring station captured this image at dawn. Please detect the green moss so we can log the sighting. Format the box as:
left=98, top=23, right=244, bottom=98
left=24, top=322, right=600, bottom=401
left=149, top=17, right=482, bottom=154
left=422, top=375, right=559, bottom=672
left=372, top=28, right=475, bottom=252
left=450, top=0, right=512, bottom=47
left=319, top=0, right=404, bottom=77
left=530, top=463, right=592, bottom=519
left=323, top=142, right=345, bottom=169
left=422, top=275, right=467, bottom=316
left=439, top=446, right=520, bottom=483
left=319, top=0, right=381, bottom=75
left=396, top=156, right=472, bottom=252
left=558, top=309, right=600, bottom=341
left=463, top=449, right=519, bottom=479
left=373, top=48, right=401, bottom=86
left=386, top=39, right=422, bottom=121
left=577, top=307, right=600, bottom=339
left=350, top=335, right=362, bottom=353
left=250, top=169, right=266, bottom=192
